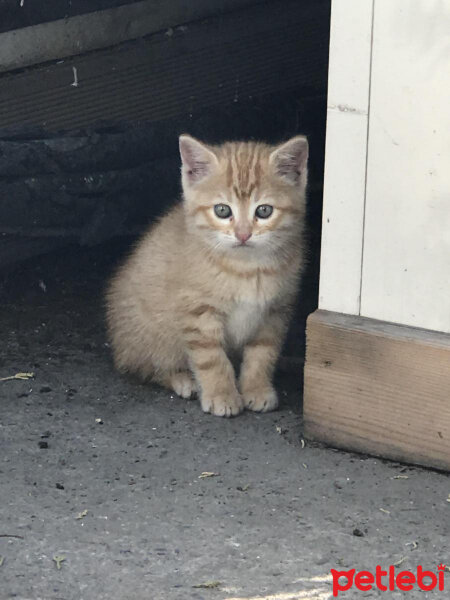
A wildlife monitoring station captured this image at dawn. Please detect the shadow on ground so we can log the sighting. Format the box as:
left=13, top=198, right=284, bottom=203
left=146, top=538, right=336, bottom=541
left=0, top=243, right=448, bottom=600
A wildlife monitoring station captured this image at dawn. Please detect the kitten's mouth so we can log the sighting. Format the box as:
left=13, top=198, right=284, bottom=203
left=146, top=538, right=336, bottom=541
left=233, top=242, right=252, bottom=248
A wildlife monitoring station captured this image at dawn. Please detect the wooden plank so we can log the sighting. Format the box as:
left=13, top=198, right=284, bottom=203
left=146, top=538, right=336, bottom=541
left=361, top=0, right=450, bottom=334
left=0, top=0, right=330, bottom=131
left=318, top=0, right=373, bottom=315
left=0, top=2, right=147, bottom=35
left=304, top=309, right=450, bottom=471
left=0, top=0, right=264, bottom=73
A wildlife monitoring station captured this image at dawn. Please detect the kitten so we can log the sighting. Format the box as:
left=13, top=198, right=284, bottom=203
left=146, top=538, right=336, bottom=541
left=106, top=134, right=308, bottom=417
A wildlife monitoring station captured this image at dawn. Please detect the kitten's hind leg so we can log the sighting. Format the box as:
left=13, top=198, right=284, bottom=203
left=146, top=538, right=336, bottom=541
left=170, top=371, right=198, bottom=399
left=153, top=370, right=198, bottom=399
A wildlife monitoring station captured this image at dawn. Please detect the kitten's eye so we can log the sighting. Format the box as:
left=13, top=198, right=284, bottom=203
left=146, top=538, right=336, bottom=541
left=214, top=204, right=232, bottom=219
left=255, top=204, right=273, bottom=219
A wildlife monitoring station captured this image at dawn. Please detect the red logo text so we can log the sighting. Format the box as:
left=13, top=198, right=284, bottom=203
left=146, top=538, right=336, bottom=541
left=330, top=565, right=446, bottom=597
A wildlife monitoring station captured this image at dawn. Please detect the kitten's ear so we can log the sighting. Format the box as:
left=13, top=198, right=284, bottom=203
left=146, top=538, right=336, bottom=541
left=179, top=134, right=218, bottom=185
left=269, top=136, right=309, bottom=186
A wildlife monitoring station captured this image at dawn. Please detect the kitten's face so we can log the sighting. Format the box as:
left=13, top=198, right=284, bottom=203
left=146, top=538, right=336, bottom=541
left=179, top=136, right=308, bottom=256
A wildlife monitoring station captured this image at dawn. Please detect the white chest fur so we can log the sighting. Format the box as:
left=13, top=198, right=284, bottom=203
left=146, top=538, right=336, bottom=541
left=225, top=301, right=265, bottom=348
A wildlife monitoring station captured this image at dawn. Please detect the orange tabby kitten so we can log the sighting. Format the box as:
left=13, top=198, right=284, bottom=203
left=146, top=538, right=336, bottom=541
left=106, top=134, right=308, bottom=416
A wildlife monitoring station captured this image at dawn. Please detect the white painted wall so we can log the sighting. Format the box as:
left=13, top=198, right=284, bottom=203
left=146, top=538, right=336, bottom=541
left=319, top=0, right=374, bottom=315
left=319, top=0, right=450, bottom=334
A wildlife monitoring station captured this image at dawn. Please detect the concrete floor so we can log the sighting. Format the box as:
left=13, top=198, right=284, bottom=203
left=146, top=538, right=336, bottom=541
left=0, top=243, right=449, bottom=600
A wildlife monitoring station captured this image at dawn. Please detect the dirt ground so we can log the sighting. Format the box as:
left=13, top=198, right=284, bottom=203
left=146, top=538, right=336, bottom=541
left=0, top=242, right=449, bottom=600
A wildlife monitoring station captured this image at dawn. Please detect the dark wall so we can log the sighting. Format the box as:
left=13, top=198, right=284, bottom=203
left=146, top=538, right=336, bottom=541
left=0, top=0, right=330, bottom=360
left=0, top=0, right=330, bottom=249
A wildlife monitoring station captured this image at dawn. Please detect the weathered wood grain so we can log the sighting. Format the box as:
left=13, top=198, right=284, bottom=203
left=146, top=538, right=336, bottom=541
left=304, top=310, right=450, bottom=471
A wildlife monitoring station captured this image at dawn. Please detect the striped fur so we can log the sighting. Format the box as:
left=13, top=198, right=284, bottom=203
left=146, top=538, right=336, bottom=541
left=106, top=134, right=308, bottom=417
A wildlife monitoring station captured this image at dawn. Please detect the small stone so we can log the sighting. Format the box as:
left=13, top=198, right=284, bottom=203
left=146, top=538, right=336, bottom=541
left=353, top=528, right=365, bottom=537
left=334, top=478, right=350, bottom=489
left=56, top=483, right=64, bottom=490
left=40, top=386, right=52, bottom=393
left=38, top=441, right=48, bottom=449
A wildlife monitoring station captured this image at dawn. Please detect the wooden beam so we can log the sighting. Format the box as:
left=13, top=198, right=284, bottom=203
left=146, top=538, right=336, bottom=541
left=0, top=0, right=264, bottom=73
left=304, top=310, right=450, bottom=471
left=0, top=0, right=330, bottom=131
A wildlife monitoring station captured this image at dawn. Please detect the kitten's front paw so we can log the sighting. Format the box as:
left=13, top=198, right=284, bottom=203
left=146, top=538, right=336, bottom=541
left=242, top=386, right=279, bottom=412
left=200, top=391, right=244, bottom=417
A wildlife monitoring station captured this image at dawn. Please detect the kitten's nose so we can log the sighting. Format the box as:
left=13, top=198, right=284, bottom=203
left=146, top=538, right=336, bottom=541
left=235, top=231, right=252, bottom=244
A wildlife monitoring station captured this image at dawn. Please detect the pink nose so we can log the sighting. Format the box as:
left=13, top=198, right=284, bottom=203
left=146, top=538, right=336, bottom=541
left=235, top=231, right=252, bottom=244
